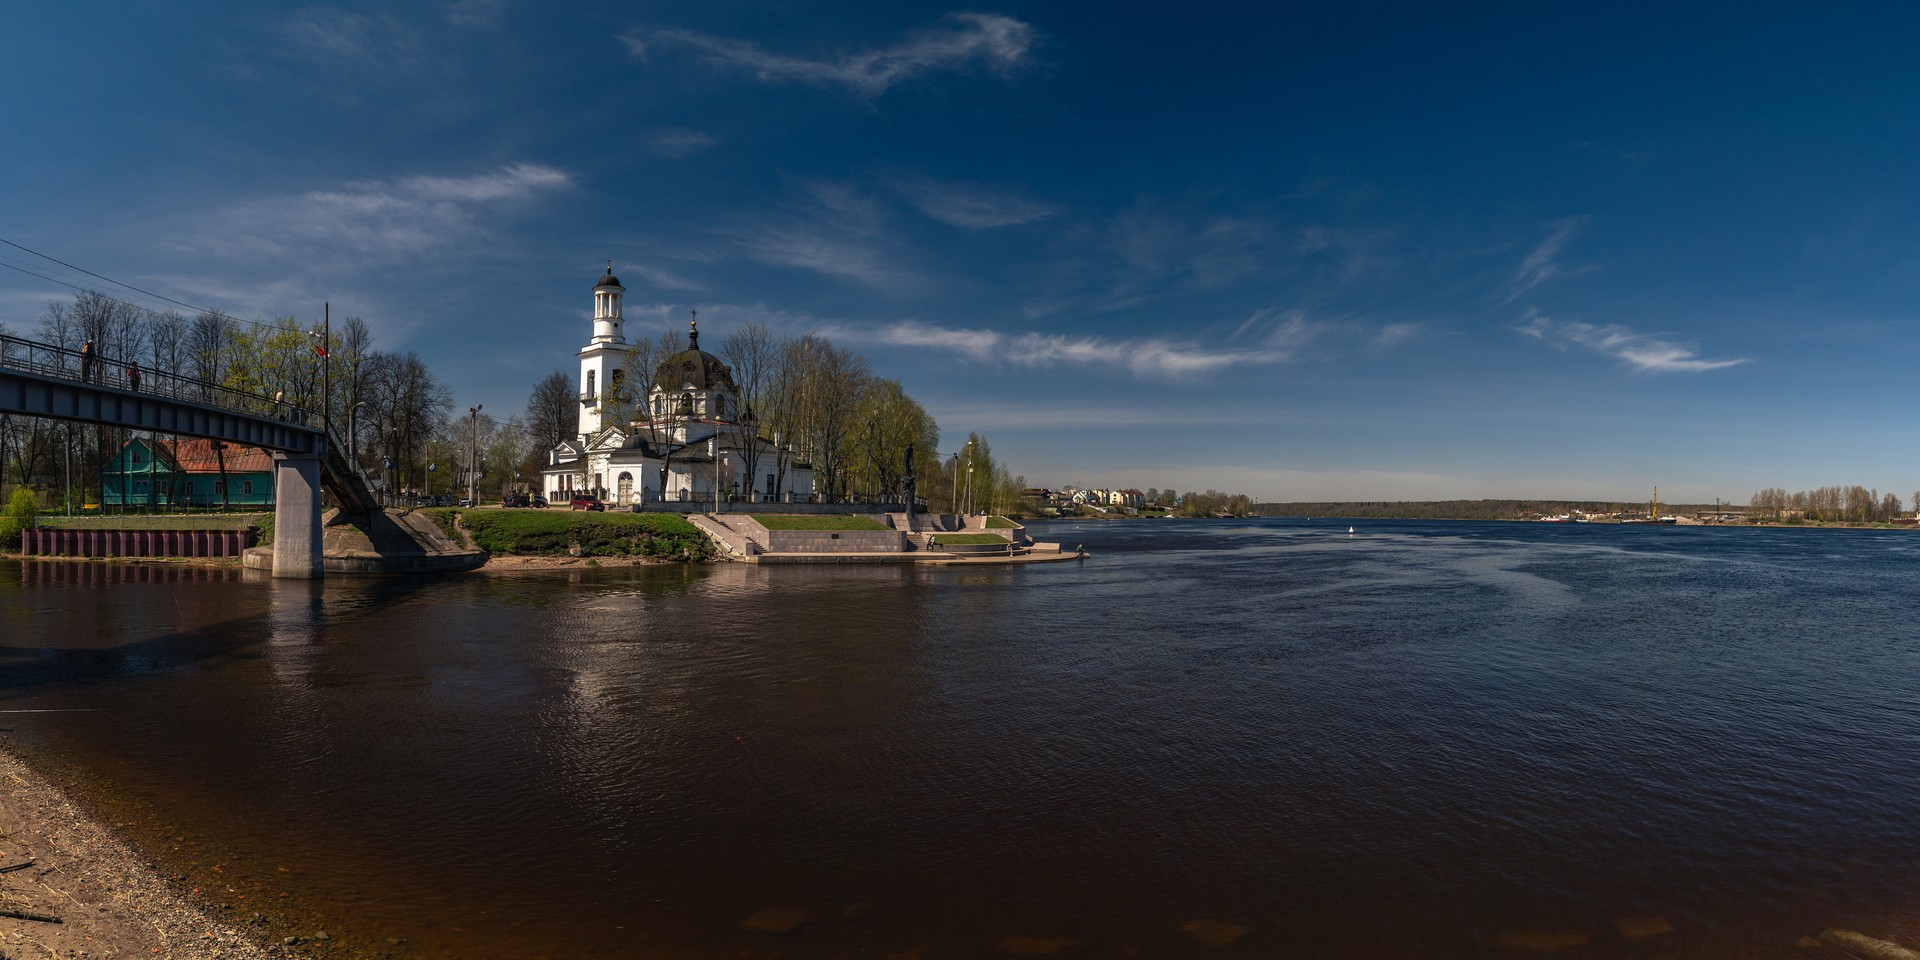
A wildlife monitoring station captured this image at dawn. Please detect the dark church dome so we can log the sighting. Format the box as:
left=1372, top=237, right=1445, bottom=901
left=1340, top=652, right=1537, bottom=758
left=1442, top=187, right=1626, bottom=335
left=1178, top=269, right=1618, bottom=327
left=657, top=349, right=737, bottom=392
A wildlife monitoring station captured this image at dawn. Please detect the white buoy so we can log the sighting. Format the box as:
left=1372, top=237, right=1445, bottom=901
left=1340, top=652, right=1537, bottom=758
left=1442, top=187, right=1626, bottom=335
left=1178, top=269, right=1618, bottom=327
left=1348, top=526, right=1355, bottom=537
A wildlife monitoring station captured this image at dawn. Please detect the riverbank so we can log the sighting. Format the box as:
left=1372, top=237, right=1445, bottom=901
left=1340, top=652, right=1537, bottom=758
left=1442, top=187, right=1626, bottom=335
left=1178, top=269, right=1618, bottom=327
left=0, top=745, right=273, bottom=959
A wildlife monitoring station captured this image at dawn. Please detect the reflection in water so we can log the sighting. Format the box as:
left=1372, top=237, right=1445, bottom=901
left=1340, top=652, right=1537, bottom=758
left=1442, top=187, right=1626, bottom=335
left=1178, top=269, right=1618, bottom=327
left=5, top=522, right=1920, bottom=958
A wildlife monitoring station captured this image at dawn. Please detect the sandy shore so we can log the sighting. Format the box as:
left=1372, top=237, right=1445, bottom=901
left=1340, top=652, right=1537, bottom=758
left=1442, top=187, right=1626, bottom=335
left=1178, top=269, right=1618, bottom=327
left=0, top=747, right=273, bottom=959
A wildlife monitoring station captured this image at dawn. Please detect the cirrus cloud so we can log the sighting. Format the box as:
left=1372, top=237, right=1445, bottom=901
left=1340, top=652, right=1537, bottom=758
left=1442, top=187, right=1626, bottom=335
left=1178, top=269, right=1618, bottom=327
left=1517, top=313, right=1749, bottom=373
left=635, top=13, right=1037, bottom=98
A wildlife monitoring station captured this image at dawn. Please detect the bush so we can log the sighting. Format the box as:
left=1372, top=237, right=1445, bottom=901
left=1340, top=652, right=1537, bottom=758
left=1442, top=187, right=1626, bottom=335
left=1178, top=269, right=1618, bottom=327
left=454, top=510, right=710, bottom=559
left=0, top=488, right=38, bottom=549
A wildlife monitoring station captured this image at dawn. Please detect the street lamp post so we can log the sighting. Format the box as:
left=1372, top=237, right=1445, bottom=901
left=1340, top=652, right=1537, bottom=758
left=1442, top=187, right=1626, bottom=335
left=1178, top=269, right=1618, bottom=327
left=947, top=453, right=960, bottom=514
left=467, top=404, right=483, bottom=507
left=962, top=444, right=975, bottom=517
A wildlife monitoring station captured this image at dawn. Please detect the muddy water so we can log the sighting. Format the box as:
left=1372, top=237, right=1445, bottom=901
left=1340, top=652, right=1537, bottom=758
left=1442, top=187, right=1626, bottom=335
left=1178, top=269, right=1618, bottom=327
left=4, top=519, right=1920, bottom=958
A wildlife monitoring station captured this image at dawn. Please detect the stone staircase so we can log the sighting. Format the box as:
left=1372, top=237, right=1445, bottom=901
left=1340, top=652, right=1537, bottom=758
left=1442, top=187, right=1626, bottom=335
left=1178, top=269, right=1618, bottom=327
left=319, top=427, right=382, bottom=517
left=689, top=513, right=759, bottom=558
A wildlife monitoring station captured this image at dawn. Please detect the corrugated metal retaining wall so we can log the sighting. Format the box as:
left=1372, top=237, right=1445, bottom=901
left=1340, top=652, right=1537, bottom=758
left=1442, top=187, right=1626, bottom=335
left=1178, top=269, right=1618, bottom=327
left=18, top=528, right=256, bottom=558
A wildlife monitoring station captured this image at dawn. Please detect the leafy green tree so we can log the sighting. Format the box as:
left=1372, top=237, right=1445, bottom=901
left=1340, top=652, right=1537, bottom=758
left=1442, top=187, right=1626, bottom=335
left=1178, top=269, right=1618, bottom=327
left=0, top=487, right=38, bottom=549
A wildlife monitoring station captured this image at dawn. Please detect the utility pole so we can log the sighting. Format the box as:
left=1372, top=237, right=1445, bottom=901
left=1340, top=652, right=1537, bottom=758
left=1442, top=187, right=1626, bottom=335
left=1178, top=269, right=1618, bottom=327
left=467, top=404, right=482, bottom=506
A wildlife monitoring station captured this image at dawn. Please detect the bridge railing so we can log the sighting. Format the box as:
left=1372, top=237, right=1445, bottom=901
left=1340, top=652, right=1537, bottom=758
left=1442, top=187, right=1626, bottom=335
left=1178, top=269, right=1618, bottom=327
left=0, top=333, right=302, bottom=426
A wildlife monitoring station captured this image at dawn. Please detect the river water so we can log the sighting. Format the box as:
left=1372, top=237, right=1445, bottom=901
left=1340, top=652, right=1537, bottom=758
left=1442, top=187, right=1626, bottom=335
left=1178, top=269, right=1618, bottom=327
left=3, top=519, right=1919, bottom=958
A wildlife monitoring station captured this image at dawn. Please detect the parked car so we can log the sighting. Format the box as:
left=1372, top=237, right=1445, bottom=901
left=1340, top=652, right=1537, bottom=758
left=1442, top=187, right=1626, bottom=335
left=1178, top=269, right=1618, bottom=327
left=529, top=495, right=549, bottom=509
left=501, top=493, right=531, bottom=508
left=570, top=495, right=605, bottom=512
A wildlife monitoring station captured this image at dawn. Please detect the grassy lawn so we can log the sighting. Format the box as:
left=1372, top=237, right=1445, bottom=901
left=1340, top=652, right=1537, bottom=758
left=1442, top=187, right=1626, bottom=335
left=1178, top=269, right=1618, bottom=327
left=424, top=508, right=710, bottom=559
left=931, top=532, right=1011, bottom=545
left=37, top=513, right=265, bottom=530
left=984, top=515, right=1019, bottom=529
left=751, top=514, right=891, bottom=531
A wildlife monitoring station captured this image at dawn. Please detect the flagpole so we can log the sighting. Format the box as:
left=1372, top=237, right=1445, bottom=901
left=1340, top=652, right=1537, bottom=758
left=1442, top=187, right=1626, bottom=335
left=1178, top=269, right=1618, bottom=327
left=322, top=303, right=331, bottom=435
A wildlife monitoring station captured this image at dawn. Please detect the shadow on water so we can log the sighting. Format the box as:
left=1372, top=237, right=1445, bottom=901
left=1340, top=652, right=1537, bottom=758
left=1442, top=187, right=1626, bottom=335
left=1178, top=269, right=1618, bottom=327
left=0, top=560, right=463, bottom=699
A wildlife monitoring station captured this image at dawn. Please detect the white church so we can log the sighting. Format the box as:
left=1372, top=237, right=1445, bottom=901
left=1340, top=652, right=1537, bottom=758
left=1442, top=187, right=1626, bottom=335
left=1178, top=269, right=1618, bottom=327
left=540, top=265, right=815, bottom=508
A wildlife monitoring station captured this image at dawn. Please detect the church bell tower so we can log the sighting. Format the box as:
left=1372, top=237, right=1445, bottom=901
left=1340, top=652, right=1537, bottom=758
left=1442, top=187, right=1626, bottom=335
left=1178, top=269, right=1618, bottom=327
left=578, top=262, right=628, bottom=437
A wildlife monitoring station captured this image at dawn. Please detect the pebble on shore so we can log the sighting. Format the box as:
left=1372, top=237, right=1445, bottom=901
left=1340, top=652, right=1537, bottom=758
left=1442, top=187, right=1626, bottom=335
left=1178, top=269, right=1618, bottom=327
left=0, top=747, right=272, bottom=959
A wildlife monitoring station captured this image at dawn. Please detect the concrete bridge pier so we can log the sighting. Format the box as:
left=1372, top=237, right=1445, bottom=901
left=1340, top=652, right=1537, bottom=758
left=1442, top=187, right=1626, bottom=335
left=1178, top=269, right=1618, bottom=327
left=272, top=451, right=324, bottom=579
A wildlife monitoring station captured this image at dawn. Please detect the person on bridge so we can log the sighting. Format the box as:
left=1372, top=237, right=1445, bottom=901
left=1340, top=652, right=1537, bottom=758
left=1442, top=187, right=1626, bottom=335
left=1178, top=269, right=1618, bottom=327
left=126, top=360, right=141, bottom=392
left=79, top=339, right=94, bottom=383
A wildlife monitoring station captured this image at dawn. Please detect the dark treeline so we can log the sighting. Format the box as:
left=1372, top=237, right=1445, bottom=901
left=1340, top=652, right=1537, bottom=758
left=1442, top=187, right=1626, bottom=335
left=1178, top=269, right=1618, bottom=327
left=1748, top=486, right=1905, bottom=522
left=1253, top=500, right=1728, bottom=521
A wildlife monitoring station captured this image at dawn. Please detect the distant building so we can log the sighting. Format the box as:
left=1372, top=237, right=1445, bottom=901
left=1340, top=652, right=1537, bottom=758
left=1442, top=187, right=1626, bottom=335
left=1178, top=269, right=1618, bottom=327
left=101, top=438, right=275, bottom=508
left=541, top=265, right=815, bottom=506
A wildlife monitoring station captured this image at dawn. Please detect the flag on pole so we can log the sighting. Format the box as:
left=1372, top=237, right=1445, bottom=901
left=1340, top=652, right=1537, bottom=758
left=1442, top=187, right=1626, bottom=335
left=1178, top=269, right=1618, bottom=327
left=313, top=344, right=329, bottom=357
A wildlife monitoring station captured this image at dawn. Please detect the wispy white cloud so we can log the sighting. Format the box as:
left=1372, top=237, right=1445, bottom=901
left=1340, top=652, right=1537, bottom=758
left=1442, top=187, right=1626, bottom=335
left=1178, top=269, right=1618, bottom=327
left=641, top=13, right=1037, bottom=98
left=891, top=176, right=1060, bottom=229
left=831, top=319, right=1305, bottom=379
left=1507, top=216, right=1594, bottom=301
left=650, top=128, right=718, bottom=158
left=172, top=163, right=573, bottom=263
left=926, top=399, right=1272, bottom=431
left=1371, top=322, right=1420, bottom=350
left=719, top=181, right=919, bottom=291
left=447, top=0, right=506, bottom=29
left=279, top=7, right=421, bottom=64
left=1517, top=313, right=1749, bottom=373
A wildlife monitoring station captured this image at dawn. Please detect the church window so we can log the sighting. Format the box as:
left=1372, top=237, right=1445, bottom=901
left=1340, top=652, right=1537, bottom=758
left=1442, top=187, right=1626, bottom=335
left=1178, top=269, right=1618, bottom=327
left=611, top=369, right=624, bottom=397
left=585, top=370, right=597, bottom=398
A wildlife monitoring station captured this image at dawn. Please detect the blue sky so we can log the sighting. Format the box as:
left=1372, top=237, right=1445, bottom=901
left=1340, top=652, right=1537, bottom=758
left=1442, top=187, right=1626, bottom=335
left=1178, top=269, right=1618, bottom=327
left=6, top=3, right=1920, bottom=502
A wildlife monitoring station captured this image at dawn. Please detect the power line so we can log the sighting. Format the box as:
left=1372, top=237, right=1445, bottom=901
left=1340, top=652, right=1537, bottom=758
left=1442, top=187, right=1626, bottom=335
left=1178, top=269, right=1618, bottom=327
left=0, top=236, right=227, bottom=318
left=0, top=237, right=288, bottom=334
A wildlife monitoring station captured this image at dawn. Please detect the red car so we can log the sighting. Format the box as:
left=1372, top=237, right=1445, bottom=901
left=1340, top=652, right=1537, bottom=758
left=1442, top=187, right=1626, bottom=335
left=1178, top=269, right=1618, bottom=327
left=569, top=495, right=605, bottom=512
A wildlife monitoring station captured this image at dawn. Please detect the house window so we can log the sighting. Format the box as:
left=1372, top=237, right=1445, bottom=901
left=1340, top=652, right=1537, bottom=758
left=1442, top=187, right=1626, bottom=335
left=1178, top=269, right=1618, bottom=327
left=242, top=480, right=254, bottom=496
left=215, top=480, right=225, bottom=493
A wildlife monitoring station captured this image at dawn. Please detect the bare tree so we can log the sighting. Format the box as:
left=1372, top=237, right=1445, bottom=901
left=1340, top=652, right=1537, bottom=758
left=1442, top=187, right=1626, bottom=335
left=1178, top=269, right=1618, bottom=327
left=363, top=351, right=451, bottom=495
left=628, top=329, right=688, bottom=501
left=782, top=335, right=867, bottom=501
left=187, top=310, right=239, bottom=397
left=720, top=321, right=780, bottom=501
left=525, top=371, right=576, bottom=452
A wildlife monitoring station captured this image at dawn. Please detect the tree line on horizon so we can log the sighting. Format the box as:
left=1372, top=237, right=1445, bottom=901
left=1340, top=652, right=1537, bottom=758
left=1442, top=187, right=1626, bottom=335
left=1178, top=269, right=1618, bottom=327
left=1251, top=499, right=1717, bottom=521
left=1747, top=486, right=1908, bottom=523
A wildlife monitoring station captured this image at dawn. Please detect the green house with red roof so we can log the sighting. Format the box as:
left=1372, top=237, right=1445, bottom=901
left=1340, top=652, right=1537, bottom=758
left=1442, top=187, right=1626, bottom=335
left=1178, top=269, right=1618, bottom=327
left=100, top=438, right=276, bottom=508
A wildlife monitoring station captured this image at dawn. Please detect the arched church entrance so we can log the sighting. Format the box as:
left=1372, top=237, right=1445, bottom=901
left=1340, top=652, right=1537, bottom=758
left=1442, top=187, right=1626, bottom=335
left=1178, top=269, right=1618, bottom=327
left=617, top=472, right=634, bottom=505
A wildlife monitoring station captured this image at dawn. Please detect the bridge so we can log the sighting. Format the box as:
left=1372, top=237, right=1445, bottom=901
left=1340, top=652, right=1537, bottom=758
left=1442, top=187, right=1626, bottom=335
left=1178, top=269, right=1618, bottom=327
left=0, top=333, right=381, bottom=578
